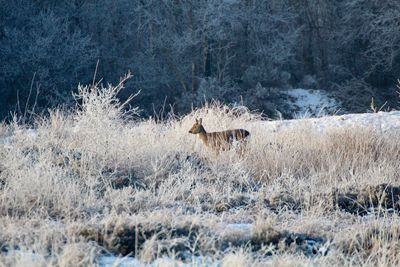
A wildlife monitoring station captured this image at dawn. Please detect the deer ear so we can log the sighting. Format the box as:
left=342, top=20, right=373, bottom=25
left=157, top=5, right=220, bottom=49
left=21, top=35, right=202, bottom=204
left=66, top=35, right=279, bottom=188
left=195, top=118, right=198, bottom=123
left=199, top=118, right=202, bottom=124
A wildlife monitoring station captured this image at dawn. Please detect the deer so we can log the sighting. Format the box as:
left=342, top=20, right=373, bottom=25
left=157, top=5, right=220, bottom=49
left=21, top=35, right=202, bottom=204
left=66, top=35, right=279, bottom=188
left=188, top=118, right=250, bottom=155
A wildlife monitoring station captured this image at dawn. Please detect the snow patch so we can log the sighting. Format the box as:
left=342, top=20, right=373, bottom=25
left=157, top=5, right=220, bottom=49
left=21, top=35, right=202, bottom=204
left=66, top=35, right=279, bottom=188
left=97, top=255, right=218, bottom=267
left=0, top=136, right=11, bottom=145
left=0, top=128, right=37, bottom=146
left=255, top=110, right=400, bottom=134
left=97, top=256, right=140, bottom=267
left=284, top=89, right=340, bottom=117
left=225, top=223, right=252, bottom=233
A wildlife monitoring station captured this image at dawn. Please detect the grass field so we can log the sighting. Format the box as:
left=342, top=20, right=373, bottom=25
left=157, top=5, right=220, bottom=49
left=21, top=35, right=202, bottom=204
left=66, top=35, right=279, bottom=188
left=1, top=82, right=400, bottom=266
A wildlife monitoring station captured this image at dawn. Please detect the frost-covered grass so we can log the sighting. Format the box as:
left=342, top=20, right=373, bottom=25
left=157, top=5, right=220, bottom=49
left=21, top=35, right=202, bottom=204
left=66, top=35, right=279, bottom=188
left=1, top=81, right=400, bottom=266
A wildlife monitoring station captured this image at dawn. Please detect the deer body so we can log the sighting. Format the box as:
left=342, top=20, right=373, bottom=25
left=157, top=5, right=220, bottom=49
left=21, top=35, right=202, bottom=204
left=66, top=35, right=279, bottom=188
left=189, top=118, right=250, bottom=152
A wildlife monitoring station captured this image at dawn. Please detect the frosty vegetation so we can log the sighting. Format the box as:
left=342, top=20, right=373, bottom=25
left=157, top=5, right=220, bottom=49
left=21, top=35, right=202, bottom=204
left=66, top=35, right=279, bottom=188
left=1, top=0, right=400, bottom=119
left=1, top=80, right=400, bottom=266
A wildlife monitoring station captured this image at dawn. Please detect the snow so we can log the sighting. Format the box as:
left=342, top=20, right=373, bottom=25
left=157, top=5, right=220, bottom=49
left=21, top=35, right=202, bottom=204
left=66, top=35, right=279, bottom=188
left=284, top=88, right=340, bottom=117
left=1, top=251, right=218, bottom=267
left=96, top=224, right=252, bottom=267
left=96, top=255, right=218, bottom=267
left=24, top=128, right=38, bottom=138
left=225, top=223, right=252, bottom=232
left=257, top=110, right=400, bottom=134
left=301, top=239, right=328, bottom=257
left=0, top=136, right=11, bottom=145
left=220, top=223, right=253, bottom=240
left=0, top=128, right=38, bottom=146
left=97, top=256, right=140, bottom=267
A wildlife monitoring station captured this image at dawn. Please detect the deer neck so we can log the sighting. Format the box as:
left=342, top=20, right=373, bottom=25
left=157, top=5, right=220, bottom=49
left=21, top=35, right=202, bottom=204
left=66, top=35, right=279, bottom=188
left=197, top=127, right=208, bottom=145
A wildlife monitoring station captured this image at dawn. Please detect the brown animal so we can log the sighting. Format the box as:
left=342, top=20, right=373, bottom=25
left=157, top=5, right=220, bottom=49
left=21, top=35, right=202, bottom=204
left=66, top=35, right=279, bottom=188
left=188, top=118, right=250, bottom=153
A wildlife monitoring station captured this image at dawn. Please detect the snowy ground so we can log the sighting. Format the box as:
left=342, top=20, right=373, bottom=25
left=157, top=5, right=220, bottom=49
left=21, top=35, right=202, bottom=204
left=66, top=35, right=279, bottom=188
left=284, top=88, right=340, bottom=117
left=97, top=255, right=218, bottom=267
left=253, top=110, right=400, bottom=135
left=0, top=221, right=327, bottom=266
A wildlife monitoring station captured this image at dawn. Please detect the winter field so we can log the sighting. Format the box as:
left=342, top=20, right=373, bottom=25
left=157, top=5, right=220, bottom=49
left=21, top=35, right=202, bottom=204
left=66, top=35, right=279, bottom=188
left=1, top=82, right=400, bottom=266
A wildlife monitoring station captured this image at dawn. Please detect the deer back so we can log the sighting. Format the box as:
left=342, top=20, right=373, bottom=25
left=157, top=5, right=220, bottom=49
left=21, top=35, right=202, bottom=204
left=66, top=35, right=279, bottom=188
left=207, top=129, right=250, bottom=150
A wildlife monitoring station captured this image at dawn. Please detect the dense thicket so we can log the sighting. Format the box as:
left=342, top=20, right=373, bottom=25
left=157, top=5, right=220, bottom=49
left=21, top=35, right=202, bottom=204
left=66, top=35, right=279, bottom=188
left=1, top=0, right=399, bottom=119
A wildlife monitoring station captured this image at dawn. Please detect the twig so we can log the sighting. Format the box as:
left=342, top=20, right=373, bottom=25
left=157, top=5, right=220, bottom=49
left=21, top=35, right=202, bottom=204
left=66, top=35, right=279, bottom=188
left=24, top=72, right=36, bottom=121
left=29, top=83, right=41, bottom=121
left=16, top=90, right=22, bottom=118
left=92, top=59, right=100, bottom=89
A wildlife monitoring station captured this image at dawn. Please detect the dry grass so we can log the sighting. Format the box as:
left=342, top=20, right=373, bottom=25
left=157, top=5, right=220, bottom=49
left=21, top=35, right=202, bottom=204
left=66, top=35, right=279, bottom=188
left=0, top=81, right=400, bottom=266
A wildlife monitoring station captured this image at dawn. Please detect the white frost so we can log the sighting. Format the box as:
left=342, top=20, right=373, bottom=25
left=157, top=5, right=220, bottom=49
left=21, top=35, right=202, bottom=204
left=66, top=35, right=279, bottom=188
left=254, top=110, right=400, bottom=134
left=225, top=223, right=252, bottom=232
left=97, top=256, right=141, bottom=267
left=96, top=256, right=218, bottom=267
left=284, top=88, right=340, bottom=117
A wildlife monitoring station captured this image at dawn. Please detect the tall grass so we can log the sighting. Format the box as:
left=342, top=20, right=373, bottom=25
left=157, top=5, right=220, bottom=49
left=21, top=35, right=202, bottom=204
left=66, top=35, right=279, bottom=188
left=0, top=80, right=399, bottom=266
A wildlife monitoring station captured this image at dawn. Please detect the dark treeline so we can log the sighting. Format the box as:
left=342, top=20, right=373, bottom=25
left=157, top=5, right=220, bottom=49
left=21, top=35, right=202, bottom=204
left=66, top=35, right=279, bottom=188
left=1, top=0, right=400, bottom=119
